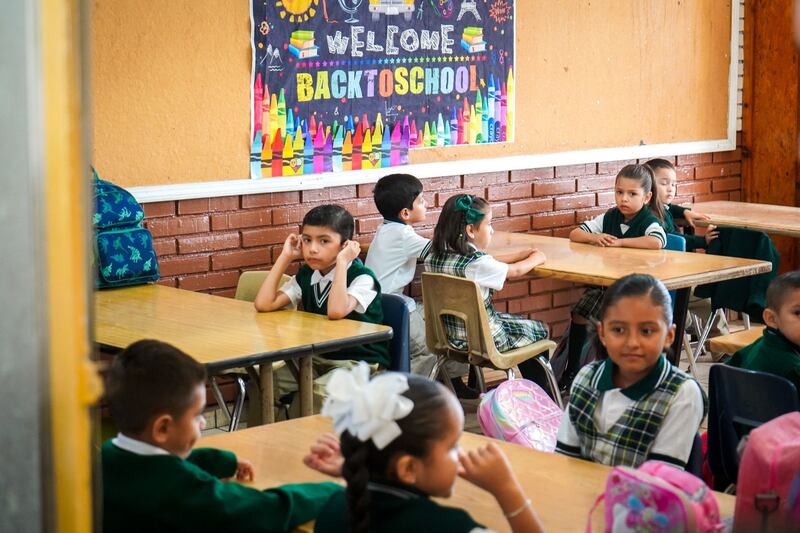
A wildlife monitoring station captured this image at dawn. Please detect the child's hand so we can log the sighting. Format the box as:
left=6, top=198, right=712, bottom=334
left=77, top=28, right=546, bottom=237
left=303, top=433, right=344, bottom=478
left=280, top=234, right=303, bottom=261
left=704, top=224, right=720, bottom=245
left=235, top=459, right=255, bottom=482
left=527, top=249, right=546, bottom=265
left=593, top=233, right=618, bottom=247
left=458, top=442, right=518, bottom=496
left=683, top=210, right=711, bottom=228
left=336, top=240, right=361, bottom=265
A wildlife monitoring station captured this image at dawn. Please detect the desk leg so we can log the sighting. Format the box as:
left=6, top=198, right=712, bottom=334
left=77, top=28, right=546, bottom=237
left=259, top=364, right=275, bottom=424
left=299, top=356, right=313, bottom=417
left=670, top=288, right=691, bottom=366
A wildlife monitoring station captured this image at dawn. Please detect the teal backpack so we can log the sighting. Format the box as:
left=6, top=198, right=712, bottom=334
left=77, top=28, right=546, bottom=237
left=92, top=169, right=160, bottom=288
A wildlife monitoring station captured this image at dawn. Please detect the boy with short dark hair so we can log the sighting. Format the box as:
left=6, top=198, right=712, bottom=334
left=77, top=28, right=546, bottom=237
left=365, top=174, right=472, bottom=395
left=102, top=339, right=339, bottom=533
left=729, top=271, right=800, bottom=395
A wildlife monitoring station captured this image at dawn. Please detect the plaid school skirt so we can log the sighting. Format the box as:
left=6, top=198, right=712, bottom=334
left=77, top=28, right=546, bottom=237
left=444, top=298, right=549, bottom=353
left=573, top=287, right=606, bottom=322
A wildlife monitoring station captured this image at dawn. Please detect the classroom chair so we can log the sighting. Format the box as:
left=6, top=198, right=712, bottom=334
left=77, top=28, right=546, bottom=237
left=421, top=272, right=561, bottom=407
left=664, top=234, right=700, bottom=376
left=686, top=433, right=704, bottom=479
left=707, top=365, right=799, bottom=489
left=381, top=293, right=411, bottom=372
left=216, top=270, right=291, bottom=430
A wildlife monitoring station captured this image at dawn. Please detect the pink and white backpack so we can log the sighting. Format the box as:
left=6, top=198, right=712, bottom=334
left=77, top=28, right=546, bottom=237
left=477, top=378, right=562, bottom=452
left=588, top=461, right=725, bottom=532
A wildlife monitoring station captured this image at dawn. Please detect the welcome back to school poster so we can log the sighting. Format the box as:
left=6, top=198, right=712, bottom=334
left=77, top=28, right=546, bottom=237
left=250, top=0, right=516, bottom=179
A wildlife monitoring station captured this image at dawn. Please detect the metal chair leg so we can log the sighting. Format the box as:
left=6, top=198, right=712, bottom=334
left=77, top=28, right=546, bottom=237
left=209, top=376, right=232, bottom=424
left=228, top=376, right=247, bottom=432
left=683, top=333, right=699, bottom=378
left=506, top=367, right=516, bottom=381
left=743, top=312, right=751, bottom=330
left=473, top=365, right=487, bottom=393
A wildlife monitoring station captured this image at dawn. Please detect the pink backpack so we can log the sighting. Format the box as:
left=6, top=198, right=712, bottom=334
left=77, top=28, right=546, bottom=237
left=477, top=379, right=562, bottom=452
left=733, top=412, right=800, bottom=533
left=588, top=461, right=724, bottom=532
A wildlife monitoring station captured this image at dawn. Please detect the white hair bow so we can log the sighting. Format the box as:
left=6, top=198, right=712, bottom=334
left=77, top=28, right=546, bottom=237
left=321, top=362, right=414, bottom=450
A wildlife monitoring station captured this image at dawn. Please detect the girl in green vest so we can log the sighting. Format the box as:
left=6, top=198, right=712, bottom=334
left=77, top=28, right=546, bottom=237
left=562, top=164, right=668, bottom=390
left=310, top=364, right=544, bottom=533
left=645, top=158, right=718, bottom=251
left=255, top=204, right=389, bottom=414
left=555, top=274, right=707, bottom=468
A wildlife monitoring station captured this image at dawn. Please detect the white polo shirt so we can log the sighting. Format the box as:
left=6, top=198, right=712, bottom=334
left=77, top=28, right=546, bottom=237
left=365, top=221, right=432, bottom=310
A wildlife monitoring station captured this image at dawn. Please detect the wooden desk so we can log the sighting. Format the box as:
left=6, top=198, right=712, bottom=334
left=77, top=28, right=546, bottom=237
left=487, top=232, right=772, bottom=363
left=709, top=326, right=765, bottom=355
left=199, top=415, right=735, bottom=533
left=95, top=285, right=391, bottom=419
left=691, top=200, right=800, bottom=238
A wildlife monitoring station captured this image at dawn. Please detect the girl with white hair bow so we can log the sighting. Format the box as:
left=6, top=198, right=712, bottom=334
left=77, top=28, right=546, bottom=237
left=306, top=363, right=543, bottom=533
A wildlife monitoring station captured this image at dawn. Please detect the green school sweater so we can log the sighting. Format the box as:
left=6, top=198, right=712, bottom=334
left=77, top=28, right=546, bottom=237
left=313, top=481, right=483, bottom=533
left=601, top=206, right=662, bottom=240
left=101, top=440, right=341, bottom=533
left=295, top=259, right=389, bottom=367
left=728, top=327, right=800, bottom=397
left=663, top=204, right=707, bottom=251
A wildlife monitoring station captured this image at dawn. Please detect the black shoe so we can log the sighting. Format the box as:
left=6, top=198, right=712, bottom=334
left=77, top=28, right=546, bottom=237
left=450, top=377, right=480, bottom=399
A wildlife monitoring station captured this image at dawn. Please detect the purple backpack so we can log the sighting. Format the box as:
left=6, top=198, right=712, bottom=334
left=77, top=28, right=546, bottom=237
left=477, top=379, right=562, bottom=452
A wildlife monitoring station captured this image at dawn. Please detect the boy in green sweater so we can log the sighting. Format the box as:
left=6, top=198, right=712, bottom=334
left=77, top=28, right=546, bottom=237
left=729, top=271, right=800, bottom=396
left=102, top=339, right=340, bottom=533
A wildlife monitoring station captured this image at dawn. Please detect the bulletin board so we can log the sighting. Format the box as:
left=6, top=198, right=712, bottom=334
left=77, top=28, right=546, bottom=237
left=90, top=0, right=736, bottom=196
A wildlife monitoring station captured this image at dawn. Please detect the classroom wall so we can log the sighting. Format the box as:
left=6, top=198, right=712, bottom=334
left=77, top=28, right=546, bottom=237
left=144, top=145, right=743, bottom=337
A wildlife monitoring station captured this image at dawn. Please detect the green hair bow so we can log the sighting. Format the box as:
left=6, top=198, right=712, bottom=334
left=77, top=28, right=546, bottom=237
left=454, top=195, right=485, bottom=225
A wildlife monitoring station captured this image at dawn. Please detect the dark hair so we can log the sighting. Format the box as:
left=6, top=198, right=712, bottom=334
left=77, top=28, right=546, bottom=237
left=340, top=375, right=453, bottom=533
left=591, top=274, right=673, bottom=359
left=766, top=271, right=800, bottom=311
left=616, top=164, right=664, bottom=223
left=644, top=158, right=676, bottom=173
left=373, top=173, right=424, bottom=219
left=302, top=204, right=354, bottom=242
left=431, top=194, right=490, bottom=255
left=105, top=340, right=206, bottom=435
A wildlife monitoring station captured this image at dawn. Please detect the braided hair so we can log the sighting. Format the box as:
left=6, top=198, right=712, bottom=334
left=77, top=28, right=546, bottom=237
left=340, top=375, right=452, bottom=533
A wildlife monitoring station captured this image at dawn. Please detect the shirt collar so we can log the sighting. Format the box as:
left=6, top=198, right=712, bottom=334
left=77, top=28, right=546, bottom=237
left=111, top=433, right=170, bottom=456
left=595, top=354, right=669, bottom=400
left=383, top=217, right=405, bottom=225
left=367, top=480, right=428, bottom=500
left=309, top=261, right=353, bottom=286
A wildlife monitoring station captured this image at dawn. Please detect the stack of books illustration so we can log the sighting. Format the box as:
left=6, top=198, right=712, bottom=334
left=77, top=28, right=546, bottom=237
left=461, top=27, right=486, bottom=53
left=288, top=30, right=318, bottom=59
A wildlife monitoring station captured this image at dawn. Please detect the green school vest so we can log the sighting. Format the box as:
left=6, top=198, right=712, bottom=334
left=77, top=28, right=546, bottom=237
left=295, top=259, right=389, bottom=367
left=601, top=206, right=661, bottom=239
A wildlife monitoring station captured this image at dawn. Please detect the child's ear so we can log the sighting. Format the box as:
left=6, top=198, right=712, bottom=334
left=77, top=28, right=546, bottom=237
left=149, top=414, right=173, bottom=445
left=465, top=223, right=476, bottom=240
left=643, top=190, right=653, bottom=204
left=763, top=307, right=779, bottom=329
left=398, top=207, right=411, bottom=222
left=392, top=453, right=421, bottom=485
left=664, top=323, right=676, bottom=350
left=596, top=322, right=607, bottom=346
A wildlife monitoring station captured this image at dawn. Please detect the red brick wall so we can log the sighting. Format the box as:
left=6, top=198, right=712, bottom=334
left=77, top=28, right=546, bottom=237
left=143, top=147, right=743, bottom=338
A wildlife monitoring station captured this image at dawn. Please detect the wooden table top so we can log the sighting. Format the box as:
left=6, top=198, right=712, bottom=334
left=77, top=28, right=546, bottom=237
left=200, top=415, right=735, bottom=532
left=94, top=285, right=391, bottom=371
left=708, top=326, right=766, bottom=355
left=691, top=200, right=800, bottom=238
left=487, top=232, right=772, bottom=290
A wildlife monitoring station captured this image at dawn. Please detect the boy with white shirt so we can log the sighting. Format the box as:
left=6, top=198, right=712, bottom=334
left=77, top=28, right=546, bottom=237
left=255, top=204, right=389, bottom=413
left=101, top=339, right=339, bottom=533
left=365, top=174, right=472, bottom=395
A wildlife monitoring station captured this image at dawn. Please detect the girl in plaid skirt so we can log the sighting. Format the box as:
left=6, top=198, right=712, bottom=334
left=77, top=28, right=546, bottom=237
left=425, top=194, right=550, bottom=377
left=555, top=274, right=706, bottom=468
left=562, top=164, right=668, bottom=389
